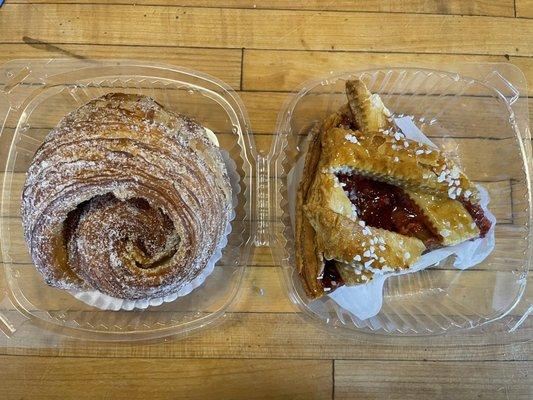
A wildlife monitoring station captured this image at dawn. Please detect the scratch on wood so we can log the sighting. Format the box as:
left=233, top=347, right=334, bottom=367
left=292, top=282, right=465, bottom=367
left=22, top=36, right=88, bottom=60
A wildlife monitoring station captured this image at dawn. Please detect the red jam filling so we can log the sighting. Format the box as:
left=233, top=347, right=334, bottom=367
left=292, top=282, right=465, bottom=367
left=336, top=173, right=443, bottom=249
left=459, top=199, right=491, bottom=237
left=319, top=259, right=344, bottom=292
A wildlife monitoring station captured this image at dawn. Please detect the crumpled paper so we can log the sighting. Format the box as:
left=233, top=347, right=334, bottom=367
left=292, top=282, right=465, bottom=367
left=288, top=117, right=496, bottom=320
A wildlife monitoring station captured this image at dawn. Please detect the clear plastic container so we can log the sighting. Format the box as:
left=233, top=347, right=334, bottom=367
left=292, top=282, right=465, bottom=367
left=0, top=59, right=256, bottom=341
left=0, top=60, right=530, bottom=344
left=270, top=65, right=531, bottom=336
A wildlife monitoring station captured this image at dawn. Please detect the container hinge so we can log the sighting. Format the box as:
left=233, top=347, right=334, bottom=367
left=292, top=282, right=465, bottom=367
left=254, top=154, right=271, bottom=247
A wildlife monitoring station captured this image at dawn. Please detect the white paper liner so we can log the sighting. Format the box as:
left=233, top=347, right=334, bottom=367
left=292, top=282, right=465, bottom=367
left=71, top=144, right=240, bottom=311
left=288, top=118, right=496, bottom=320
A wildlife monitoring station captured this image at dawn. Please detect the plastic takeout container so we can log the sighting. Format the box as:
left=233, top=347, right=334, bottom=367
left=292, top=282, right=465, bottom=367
left=0, top=59, right=255, bottom=341
left=0, top=60, right=530, bottom=344
left=271, top=66, right=531, bottom=336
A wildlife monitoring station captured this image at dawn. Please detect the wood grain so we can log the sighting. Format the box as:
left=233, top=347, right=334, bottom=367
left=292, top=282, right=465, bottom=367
left=242, top=93, right=531, bottom=136
left=3, top=128, right=525, bottom=181
left=242, top=50, right=533, bottom=95
left=7, top=0, right=517, bottom=17
left=516, top=0, right=533, bottom=18
left=0, top=356, right=333, bottom=400
left=0, top=43, right=242, bottom=89
left=335, top=360, right=532, bottom=399
left=511, top=56, right=533, bottom=88
left=1, top=4, right=532, bottom=55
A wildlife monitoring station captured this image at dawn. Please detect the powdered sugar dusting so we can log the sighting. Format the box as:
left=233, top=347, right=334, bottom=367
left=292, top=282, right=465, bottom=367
left=21, top=93, right=233, bottom=301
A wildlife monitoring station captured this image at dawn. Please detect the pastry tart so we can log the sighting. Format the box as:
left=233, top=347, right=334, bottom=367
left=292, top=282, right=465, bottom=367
left=296, top=80, right=492, bottom=299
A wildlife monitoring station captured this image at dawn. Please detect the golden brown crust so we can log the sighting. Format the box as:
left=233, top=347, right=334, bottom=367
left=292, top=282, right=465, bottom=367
left=320, top=126, right=478, bottom=202
left=346, top=79, right=394, bottom=132
left=405, top=190, right=479, bottom=246
left=304, top=204, right=425, bottom=270
left=295, top=122, right=325, bottom=298
left=295, top=106, right=359, bottom=298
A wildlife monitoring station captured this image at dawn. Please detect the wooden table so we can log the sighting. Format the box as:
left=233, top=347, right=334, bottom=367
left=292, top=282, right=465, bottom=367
left=0, top=1, right=532, bottom=399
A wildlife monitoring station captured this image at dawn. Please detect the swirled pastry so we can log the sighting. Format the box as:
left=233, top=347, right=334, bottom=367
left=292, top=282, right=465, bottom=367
left=296, top=80, right=491, bottom=299
left=22, top=93, right=232, bottom=301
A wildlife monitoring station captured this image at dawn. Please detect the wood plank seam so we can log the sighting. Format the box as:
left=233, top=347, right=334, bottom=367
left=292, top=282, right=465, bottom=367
left=0, top=348, right=530, bottom=362
left=0, top=354, right=333, bottom=361
left=240, top=47, right=244, bottom=90
left=2, top=40, right=532, bottom=57
left=0, top=354, right=529, bottom=362
left=3, top=83, right=532, bottom=101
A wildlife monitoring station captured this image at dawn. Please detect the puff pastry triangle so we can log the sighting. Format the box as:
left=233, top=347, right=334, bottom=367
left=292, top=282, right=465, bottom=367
left=296, top=79, right=492, bottom=298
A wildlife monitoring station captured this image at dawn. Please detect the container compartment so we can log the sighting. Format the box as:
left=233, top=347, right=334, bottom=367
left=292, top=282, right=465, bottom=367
left=271, top=67, right=531, bottom=335
left=0, top=59, right=255, bottom=340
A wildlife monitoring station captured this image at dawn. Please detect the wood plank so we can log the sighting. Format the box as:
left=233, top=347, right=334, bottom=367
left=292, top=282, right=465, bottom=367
left=334, top=360, right=532, bottom=399
left=242, top=50, right=533, bottom=95
left=510, top=57, right=533, bottom=92
left=0, top=89, right=245, bottom=132
left=1, top=5, right=532, bottom=55
left=516, top=0, right=533, bottom=18
left=0, top=356, right=333, bottom=400
left=0, top=311, right=530, bottom=360
left=7, top=0, right=517, bottom=17
left=242, top=92, right=530, bottom=138
left=0, top=44, right=242, bottom=89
